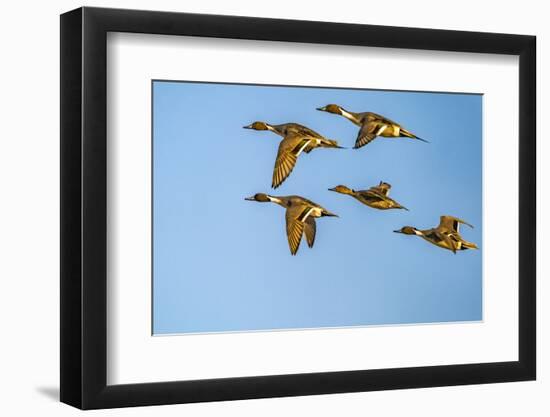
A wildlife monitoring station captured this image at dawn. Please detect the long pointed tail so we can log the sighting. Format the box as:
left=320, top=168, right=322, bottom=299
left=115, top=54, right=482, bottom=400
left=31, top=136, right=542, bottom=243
left=401, top=129, right=429, bottom=143
left=462, top=241, right=479, bottom=250
left=323, top=138, right=347, bottom=149
left=413, top=136, right=430, bottom=143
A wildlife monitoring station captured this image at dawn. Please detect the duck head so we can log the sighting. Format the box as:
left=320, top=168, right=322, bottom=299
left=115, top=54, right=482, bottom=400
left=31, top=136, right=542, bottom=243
left=244, top=193, right=271, bottom=202
left=393, top=226, right=420, bottom=235
left=243, top=121, right=272, bottom=131
left=328, top=185, right=354, bottom=195
left=316, top=104, right=344, bottom=115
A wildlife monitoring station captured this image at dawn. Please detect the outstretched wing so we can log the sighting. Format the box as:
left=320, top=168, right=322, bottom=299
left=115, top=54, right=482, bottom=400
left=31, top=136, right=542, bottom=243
left=304, top=217, right=317, bottom=248
left=369, top=182, right=391, bottom=197
left=354, top=122, right=378, bottom=149
left=438, top=215, right=474, bottom=234
left=359, top=182, right=392, bottom=201
left=285, top=205, right=314, bottom=255
left=272, top=133, right=312, bottom=188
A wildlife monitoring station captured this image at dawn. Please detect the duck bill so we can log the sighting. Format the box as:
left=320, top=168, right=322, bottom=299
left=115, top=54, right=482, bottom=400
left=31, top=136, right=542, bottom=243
left=316, top=106, right=327, bottom=111
left=393, top=230, right=403, bottom=233
left=328, top=187, right=337, bottom=192
left=323, top=210, right=339, bottom=217
left=244, top=196, right=255, bottom=201
left=242, top=124, right=253, bottom=129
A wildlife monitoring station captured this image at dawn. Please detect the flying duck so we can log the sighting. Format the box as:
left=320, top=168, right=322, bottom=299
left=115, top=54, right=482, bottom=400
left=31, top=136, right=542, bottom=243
left=316, top=104, right=428, bottom=149
left=394, top=215, right=478, bottom=254
left=329, top=181, right=408, bottom=210
left=243, top=121, right=344, bottom=188
left=245, top=193, right=338, bottom=255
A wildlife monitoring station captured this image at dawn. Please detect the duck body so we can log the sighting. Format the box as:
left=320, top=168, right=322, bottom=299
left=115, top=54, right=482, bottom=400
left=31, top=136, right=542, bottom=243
left=244, top=121, right=343, bottom=188
left=394, top=216, right=478, bottom=254
left=245, top=193, right=338, bottom=255
left=415, top=229, right=477, bottom=252
left=358, top=194, right=403, bottom=210
left=329, top=182, right=408, bottom=211
left=316, top=104, right=428, bottom=149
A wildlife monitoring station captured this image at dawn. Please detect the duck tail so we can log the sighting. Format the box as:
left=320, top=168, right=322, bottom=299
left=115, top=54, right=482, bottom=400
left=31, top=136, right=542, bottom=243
left=413, top=136, right=430, bottom=143
left=324, top=139, right=346, bottom=149
left=322, top=209, right=339, bottom=217
left=401, top=129, right=429, bottom=143
left=463, top=241, right=479, bottom=250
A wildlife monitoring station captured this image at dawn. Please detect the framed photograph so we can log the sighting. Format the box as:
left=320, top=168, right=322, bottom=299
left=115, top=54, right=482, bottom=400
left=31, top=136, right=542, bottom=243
left=60, top=6, right=536, bottom=409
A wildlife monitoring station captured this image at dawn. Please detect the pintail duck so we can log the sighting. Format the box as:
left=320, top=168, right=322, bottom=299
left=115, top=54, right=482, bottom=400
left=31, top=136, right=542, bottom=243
left=329, top=181, right=408, bottom=211
left=243, top=121, right=344, bottom=188
left=394, top=215, right=478, bottom=254
left=245, top=193, right=338, bottom=255
left=316, top=104, right=428, bottom=149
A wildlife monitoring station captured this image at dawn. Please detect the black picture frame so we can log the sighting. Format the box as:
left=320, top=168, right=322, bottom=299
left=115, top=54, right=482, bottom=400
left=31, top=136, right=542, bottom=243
left=60, top=6, right=536, bottom=410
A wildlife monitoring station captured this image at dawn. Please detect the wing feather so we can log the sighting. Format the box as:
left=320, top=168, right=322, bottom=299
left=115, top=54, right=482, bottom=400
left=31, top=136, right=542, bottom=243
left=285, top=206, right=310, bottom=255
left=368, top=183, right=391, bottom=197
left=304, top=217, right=316, bottom=248
left=365, top=112, right=400, bottom=126
left=272, top=134, right=310, bottom=189
left=354, top=123, right=378, bottom=148
left=358, top=189, right=384, bottom=201
left=287, top=123, right=324, bottom=139
left=436, top=231, right=459, bottom=254
left=438, top=215, right=474, bottom=233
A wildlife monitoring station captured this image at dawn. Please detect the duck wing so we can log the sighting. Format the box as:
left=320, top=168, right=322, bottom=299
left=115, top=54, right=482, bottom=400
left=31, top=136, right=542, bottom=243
left=357, top=189, right=406, bottom=209
left=272, top=133, right=312, bottom=189
left=355, top=189, right=384, bottom=204
left=438, top=215, right=474, bottom=234
left=369, top=182, right=391, bottom=197
left=285, top=204, right=315, bottom=255
left=354, top=122, right=378, bottom=149
left=359, top=186, right=392, bottom=201
left=435, top=231, right=459, bottom=254
left=365, top=112, right=400, bottom=126
left=426, top=229, right=459, bottom=253
left=285, top=123, right=324, bottom=139
left=304, top=217, right=316, bottom=248
left=287, top=124, right=339, bottom=152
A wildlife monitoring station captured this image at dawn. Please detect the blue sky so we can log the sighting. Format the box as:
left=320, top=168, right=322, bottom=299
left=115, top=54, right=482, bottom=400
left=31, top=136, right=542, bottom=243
left=152, top=80, right=482, bottom=335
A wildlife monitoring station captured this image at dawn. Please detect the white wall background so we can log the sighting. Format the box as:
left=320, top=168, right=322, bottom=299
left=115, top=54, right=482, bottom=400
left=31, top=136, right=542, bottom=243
left=0, top=0, right=544, bottom=415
